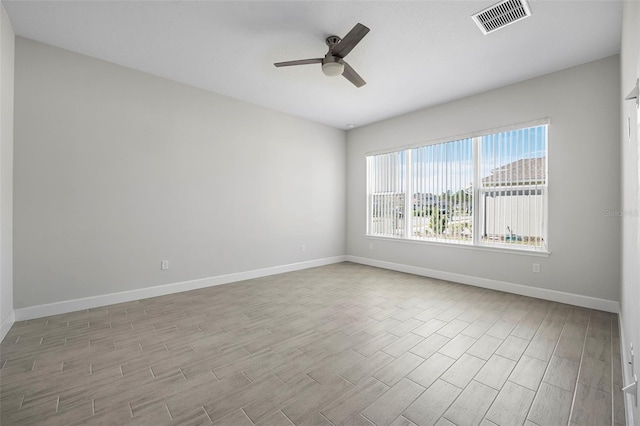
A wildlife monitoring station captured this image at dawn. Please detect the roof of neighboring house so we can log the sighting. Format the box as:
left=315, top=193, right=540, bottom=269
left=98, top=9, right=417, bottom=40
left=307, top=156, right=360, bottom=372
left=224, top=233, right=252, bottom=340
left=482, top=157, right=546, bottom=185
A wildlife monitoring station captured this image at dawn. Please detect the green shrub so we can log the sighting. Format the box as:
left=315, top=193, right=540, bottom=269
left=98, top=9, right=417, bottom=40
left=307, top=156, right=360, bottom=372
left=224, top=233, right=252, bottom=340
left=430, top=208, right=448, bottom=234
left=449, top=221, right=471, bottom=235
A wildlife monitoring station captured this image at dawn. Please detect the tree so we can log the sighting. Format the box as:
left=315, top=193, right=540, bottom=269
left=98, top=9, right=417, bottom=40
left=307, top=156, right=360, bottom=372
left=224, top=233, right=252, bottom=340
left=430, top=207, right=448, bottom=234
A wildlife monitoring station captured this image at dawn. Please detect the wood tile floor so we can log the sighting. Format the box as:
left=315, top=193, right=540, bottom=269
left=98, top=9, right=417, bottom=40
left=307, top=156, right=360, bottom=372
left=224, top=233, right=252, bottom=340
left=0, top=262, right=626, bottom=426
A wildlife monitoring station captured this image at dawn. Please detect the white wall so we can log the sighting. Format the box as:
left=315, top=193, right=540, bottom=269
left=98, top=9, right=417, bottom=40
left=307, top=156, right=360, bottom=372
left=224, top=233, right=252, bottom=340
left=620, top=2, right=640, bottom=424
left=13, top=37, right=346, bottom=309
left=347, top=56, right=621, bottom=306
left=0, top=4, right=15, bottom=340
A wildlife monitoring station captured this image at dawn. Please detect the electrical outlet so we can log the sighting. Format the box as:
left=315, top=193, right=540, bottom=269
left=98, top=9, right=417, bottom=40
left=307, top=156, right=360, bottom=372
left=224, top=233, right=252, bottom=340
left=301, top=245, right=306, bottom=253
left=161, top=260, right=169, bottom=270
left=532, top=263, right=541, bottom=273
left=368, top=243, right=374, bottom=250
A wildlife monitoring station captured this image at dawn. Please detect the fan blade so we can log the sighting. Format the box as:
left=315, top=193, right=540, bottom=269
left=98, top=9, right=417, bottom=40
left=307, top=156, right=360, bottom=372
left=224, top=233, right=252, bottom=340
left=342, top=62, right=366, bottom=87
left=274, top=58, right=323, bottom=67
left=331, top=23, right=370, bottom=58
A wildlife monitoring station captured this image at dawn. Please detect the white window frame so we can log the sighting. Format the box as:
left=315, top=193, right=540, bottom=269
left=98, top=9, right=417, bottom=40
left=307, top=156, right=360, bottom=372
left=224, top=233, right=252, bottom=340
left=366, top=120, right=549, bottom=254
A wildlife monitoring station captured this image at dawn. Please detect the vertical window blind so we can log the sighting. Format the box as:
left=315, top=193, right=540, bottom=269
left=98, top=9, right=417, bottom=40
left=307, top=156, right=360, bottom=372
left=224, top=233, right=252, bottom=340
left=411, top=138, right=473, bottom=242
left=366, top=123, right=548, bottom=252
left=479, top=126, right=547, bottom=249
left=367, top=151, right=405, bottom=237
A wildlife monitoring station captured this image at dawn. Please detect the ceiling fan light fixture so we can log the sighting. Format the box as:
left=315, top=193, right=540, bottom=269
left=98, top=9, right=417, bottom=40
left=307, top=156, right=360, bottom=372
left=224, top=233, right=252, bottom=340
left=274, top=23, right=369, bottom=87
left=322, top=61, right=345, bottom=77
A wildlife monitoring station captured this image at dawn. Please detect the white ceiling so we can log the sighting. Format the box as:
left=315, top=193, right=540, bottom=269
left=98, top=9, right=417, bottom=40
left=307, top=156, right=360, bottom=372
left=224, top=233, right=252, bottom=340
left=3, top=0, right=622, bottom=130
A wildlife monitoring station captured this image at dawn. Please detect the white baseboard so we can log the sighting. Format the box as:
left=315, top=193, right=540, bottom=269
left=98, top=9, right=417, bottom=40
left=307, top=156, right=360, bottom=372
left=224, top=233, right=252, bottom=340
left=10, top=254, right=620, bottom=323
left=14, top=256, right=347, bottom=321
left=346, top=256, right=620, bottom=313
left=1, top=310, right=15, bottom=343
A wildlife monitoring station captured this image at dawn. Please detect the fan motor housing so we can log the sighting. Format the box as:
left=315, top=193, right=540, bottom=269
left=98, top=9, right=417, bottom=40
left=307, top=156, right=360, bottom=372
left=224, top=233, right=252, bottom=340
left=323, top=53, right=343, bottom=65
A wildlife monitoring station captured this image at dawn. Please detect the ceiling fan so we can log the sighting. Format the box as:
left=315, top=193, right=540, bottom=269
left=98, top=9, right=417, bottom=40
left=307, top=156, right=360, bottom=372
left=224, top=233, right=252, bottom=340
left=274, top=23, right=370, bottom=88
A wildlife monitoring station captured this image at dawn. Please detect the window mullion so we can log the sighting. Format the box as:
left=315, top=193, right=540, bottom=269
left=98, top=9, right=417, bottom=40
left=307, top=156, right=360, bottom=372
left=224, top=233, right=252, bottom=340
left=472, top=137, right=481, bottom=245
left=404, top=149, right=413, bottom=239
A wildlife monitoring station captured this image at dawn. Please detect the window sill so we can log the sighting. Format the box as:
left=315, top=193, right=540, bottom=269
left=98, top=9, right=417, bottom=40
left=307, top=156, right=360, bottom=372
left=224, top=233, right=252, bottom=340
left=364, top=235, right=551, bottom=257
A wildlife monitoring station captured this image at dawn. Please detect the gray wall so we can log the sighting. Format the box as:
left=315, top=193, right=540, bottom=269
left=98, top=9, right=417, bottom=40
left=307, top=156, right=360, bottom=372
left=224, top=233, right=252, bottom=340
left=13, top=37, right=346, bottom=309
left=0, top=4, right=14, bottom=331
left=347, top=55, right=621, bottom=303
left=620, top=2, right=640, bottom=424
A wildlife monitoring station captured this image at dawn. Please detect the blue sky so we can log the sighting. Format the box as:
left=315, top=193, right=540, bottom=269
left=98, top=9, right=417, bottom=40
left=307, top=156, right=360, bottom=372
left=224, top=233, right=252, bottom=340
left=370, top=125, right=547, bottom=194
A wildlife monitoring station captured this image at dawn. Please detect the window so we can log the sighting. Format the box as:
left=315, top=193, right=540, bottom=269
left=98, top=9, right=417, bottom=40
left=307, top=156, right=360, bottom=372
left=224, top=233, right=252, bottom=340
left=366, top=123, right=548, bottom=252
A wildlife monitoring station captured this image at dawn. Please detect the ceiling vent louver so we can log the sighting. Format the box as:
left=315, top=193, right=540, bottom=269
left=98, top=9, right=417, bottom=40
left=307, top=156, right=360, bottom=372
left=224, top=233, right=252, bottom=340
left=472, top=0, right=532, bottom=35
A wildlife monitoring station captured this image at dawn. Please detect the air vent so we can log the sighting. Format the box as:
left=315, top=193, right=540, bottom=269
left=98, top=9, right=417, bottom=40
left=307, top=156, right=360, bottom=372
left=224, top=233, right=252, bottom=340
left=472, top=0, right=532, bottom=35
